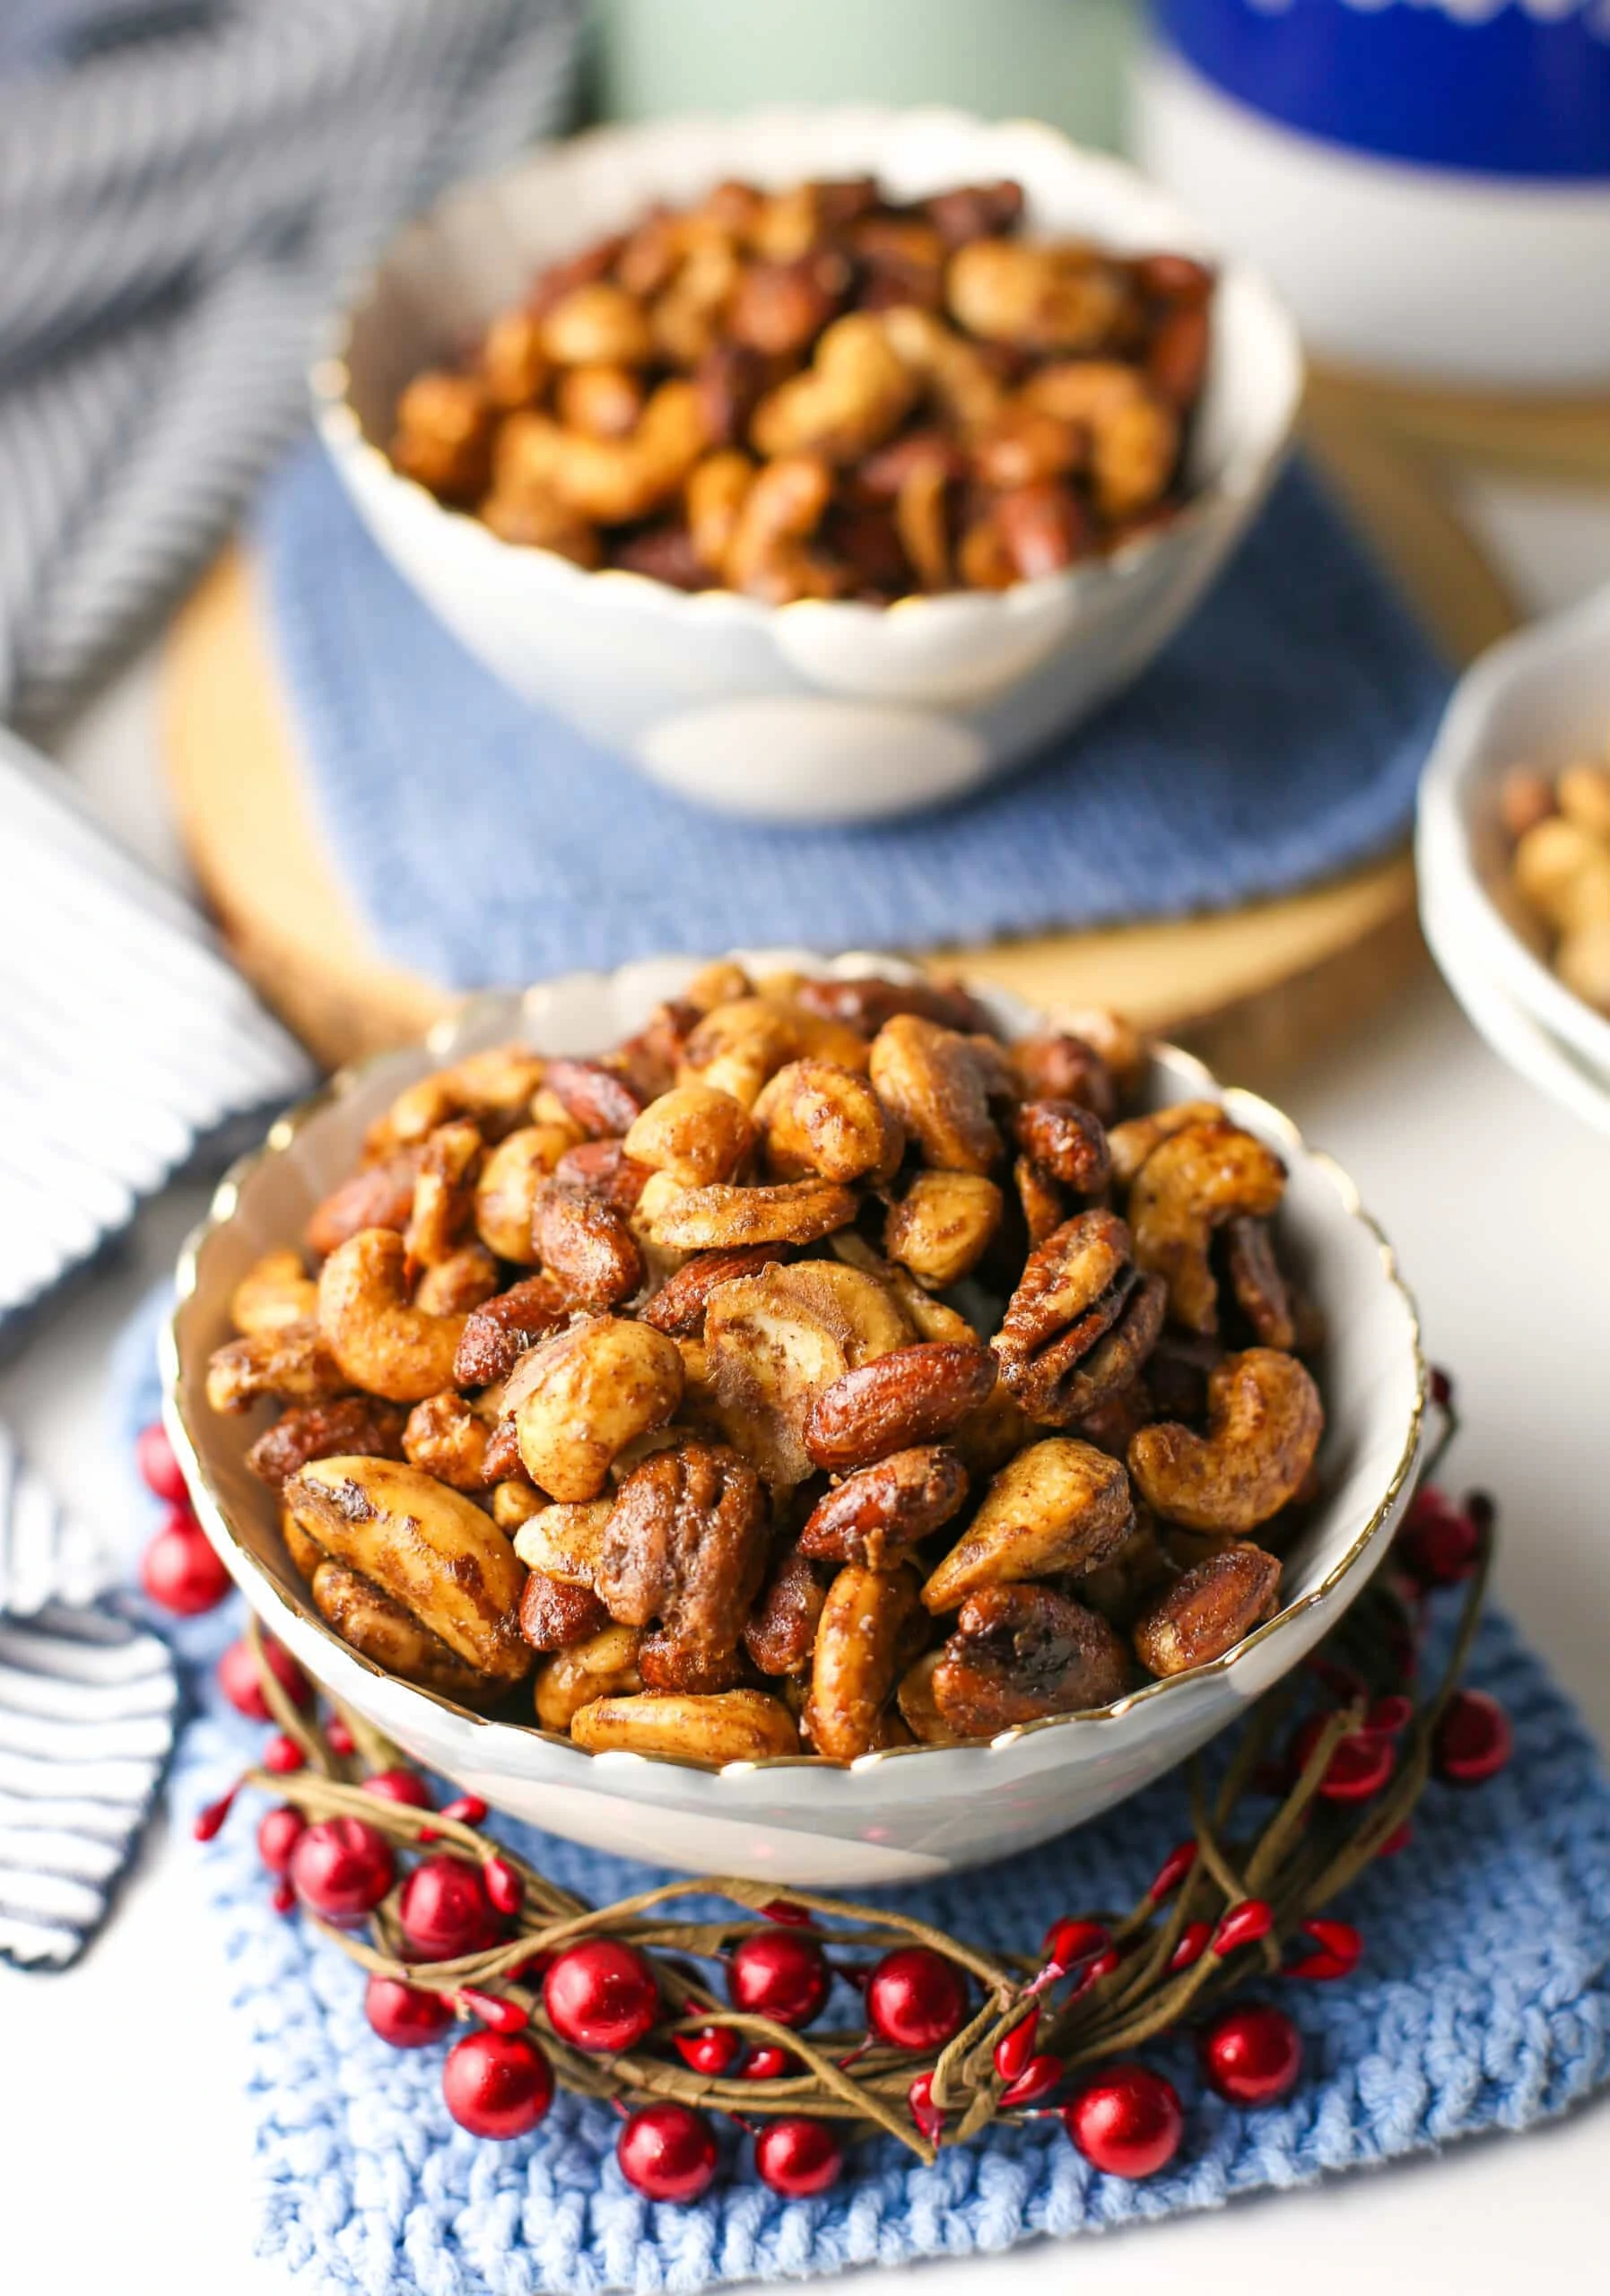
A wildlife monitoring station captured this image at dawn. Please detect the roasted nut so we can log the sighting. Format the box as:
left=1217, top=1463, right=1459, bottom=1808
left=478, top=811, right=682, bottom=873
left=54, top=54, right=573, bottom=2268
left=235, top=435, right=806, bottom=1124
left=570, top=1688, right=799, bottom=1762
left=804, top=1341, right=998, bottom=1473
left=535, top=1625, right=643, bottom=1733
left=678, top=996, right=798, bottom=1107
left=513, top=1315, right=684, bottom=1501
left=894, top=1650, right=962, bottom=1745
left=551, top=1139, right=656, bottom=1214
left=683, top=957, right=753, bottom=1013
left=744, top=1542, right=828, bottom=1676
left=452, top=1273, right=569, bottom=1387
left=391, top=372, right=492, bottom=501
left=511, top=1498, right=614, bottom=1587
left=752, top=1059, right=902, bottom=1184
left=750, top=313, right=915, bottom=463
left=316, top=1229, right=467, bottom=1405
left=1128, top=1120, right=1285, bottom=1335
left=805, top=1564, right=923, bottom=1761
left=480, top=309, right=549, bottom=410
left=491, top=1479, right=544, bottom=1531
left=1557, top=762, right=1610, bottom=843
left=532, top=1181, right=645, bottom=1309
left=992, top=1210, right=1137, bottom=1422
left=1223, top=1216, right=1297, bottom=1352
left=1131, top=1542, right=1281, bottom=1674
left=556, top=362, right=647, bottom=439
left=798, top=1445, right=968, bottom=1568
left=1011, top=1100, right=1110, bottom=1194
left=1040, top=1270, right=1167, bottom=1426
left=1010, top=1032, right=1117, bottom=1122
left=920, top=1437, right=1133, bottom=1612
left=706, top=1260, right=911, bottom=1488
left=205, top=1320, right=350, bottom=1415
left=414, top=1244, right=501, bottom=1317
left=403, top=1392, right=492, bottom=1492
left=474, top=1125, right=578, bottom=1261
left=971, top=402, right=1084, bottom=491
left=686, top=447, right=756, bottom=569
left=1014, top=1155, right=1067, bottom=1249
left=519, top=1572, right=609, bottom=1652
left=284, top=1456, right=531, bottom=1683
left=1513, top=814, right=1610, bottom=934
left=648, top=1176, right=857, bottom=1251
left=245, top=1396, right=407, bottom=1489
left=1556, top=918, right=1610, bottom=1013
left=405, top=1121, right=483, bottom=1266
left=309, top=1559, right=498, bottom=1703
left=793, top=973, right=1000, bottom=1041
left=968, top=482, right=1092, bottom=584
left=1128, top=1347, right=1323, bottom=1534
left=623, top=1083, right=756, bottom=1186
left=306, top=1146, right=426, bottom=1261
left=948, top=239, right=1131, bottom=354
left=640, top=1245, right=791, bottom=1335
left=722, top=453, right=840, bottom=603
left=878, top=304, right=1005, bottom=434
left=932, top=1584, right=1129, bottom=1734
left=869, top=1015, right=1001, bottom=1175
left=229, top=1249, right=318, bottom=1339
left=1106, top=1100, right=1225, bottom=1190
left=481, top=485, right=604, bottom=565
left=883, top=1170, right=1004, bottom=1289
left=596, top=1441, right=769, bottom=1685
left=730, top=250, right=846, bottom=354
left=543, top=1057, right=647, bottom=1140
left=387, top=1047, right=547, bottom=1145
left=1022, top=362, right=1178, bottom=519
left=540, top=281, right=654, bottom=367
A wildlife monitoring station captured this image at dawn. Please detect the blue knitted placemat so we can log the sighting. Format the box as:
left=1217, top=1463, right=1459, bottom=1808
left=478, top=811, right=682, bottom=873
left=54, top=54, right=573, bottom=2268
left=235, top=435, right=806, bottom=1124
left=115, top=1296, right=1610, bottom=2295
left=257, top=445, right=1449, bottom=991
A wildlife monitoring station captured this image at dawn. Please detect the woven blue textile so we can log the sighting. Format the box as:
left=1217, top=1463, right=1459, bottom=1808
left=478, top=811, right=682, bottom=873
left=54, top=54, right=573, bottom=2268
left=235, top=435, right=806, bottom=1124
left=257, top=444, right=1448, bottom=991
left=116, top=1295, right=1610, bottom=2294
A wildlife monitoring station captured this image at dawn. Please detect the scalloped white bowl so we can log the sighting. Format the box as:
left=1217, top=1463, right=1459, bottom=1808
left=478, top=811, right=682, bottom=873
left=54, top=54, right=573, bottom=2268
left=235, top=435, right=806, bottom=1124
left=165, top=954, right=1423, bottom=1885
left=313, top=108, right=1302, bottom=825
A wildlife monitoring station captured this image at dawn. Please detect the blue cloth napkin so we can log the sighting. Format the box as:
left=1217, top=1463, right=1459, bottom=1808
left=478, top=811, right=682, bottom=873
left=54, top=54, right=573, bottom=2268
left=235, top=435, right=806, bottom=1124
left=258, top=445, right=1449, bottom=992
left=117, top=1296, right=1610, bottom=2296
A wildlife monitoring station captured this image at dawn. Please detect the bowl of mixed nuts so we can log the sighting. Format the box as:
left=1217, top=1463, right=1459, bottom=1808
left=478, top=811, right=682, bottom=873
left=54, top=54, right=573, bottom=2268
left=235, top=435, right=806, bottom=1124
left=166, top=952, right=1423, bottom=1885
left=313, top=108, right=1301, bottom=822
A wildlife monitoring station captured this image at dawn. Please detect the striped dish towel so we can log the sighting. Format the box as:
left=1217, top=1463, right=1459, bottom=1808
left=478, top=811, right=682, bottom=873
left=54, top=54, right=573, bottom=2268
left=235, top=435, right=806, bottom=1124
left=0, top=0, right=582, bottom=733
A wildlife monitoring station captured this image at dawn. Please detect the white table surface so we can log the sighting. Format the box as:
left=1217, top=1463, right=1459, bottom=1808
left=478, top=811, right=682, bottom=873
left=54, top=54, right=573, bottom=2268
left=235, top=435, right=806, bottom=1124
left=4, top=482, right=1608, bottom=2295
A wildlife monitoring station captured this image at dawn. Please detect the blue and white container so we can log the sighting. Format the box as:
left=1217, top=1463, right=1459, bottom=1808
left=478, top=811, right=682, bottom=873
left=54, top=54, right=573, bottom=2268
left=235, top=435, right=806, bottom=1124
left=1135, top=1, right=1610, bottom=386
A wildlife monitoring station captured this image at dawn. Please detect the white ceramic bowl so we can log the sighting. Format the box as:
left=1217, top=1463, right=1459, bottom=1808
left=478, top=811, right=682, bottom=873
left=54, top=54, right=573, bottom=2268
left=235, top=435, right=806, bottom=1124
left=164, top=953, right=1423, bottom=1886
left=1417, top=582, right=1610, bottom=1109
left=313, top=108, right=1302, bottom=826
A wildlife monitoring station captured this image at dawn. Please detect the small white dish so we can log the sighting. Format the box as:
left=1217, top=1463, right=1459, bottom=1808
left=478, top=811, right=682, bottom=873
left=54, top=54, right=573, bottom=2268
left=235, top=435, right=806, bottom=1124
left=1416, top=582, right=1610, bottom=1093
left=313, top=107, right=1302, bottom=826
left=1421, top=887, right=1610, bottom=1141
left=163, top=952, right=1423, bottom=1886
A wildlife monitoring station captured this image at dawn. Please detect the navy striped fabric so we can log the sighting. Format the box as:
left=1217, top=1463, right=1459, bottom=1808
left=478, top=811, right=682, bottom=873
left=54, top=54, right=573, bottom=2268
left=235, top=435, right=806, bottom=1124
left=0, top=0, right=583, bottom=732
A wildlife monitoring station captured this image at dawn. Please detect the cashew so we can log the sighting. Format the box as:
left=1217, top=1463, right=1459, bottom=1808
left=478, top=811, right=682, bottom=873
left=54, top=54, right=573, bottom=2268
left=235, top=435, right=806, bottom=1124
left=1128, top=1121, right=1285, bottom=1335
left=1131, top=1541, right=1282, bottom=1674
left=309, top=1558, right=500, bottom=1703
left=495, top=379, right=709, bottom=526
left=648, top=1177, right=857, bottom=1252
left=931, top=1583, right=1129, bottom=1733
left=1513, top=814, right=1610, bottom=934
left=1128, top=1347, right=1322, bottom=1534
left=492, top=1479, right=545, bottom=1531
left=535, top=1624, right=643, bottom=1733
left=750, top=313, right=916, bottom=463
left=570, top=1688, right=800, bottom=1763
left=390, top=372, right=492, bottom=502
left=539, top=281, right=653, bottom=367
left=1557, top=762, right=1610, bottom=844
left=230, top=1250, right=317, bottom=1337
left=387, top=1047, right=545, bottom=1145
left=402, top=1392, right=492, bottom=1492
left=683, top=958, right=753, bottom=1013
left=896, top=1651, right=964, bottom=1746
left=513, top=1315, right=684, bottom=1501
left=479, top=309, right=549, bottom=410
left=686, top=449, right=755, bottom=575
left=805, top=1564, right=923, bottom=1761
left=869, top=1014, right=1002, bottom=1176
left=623, top=1083, right=755, bottom=1187
left=413, top=1244, right=501, bottom=1317
left=1556, top=918, right=1610, bottom=1013
left=878, top=306, right=1004, bottom=434
left=884, top=1170, right=1004, bottom=1288
left=283, top=1456, right=530, bottom=1683
left=677, top=996, right=799, bottom=1108
left=705, top=1259, right=911, bottom=1489
left=921, top=1437, right=1133, bottom=1612
left=1022, top=361, right=1178, bottom=519
left=721, top=453, right=840, bottom=603
left=1106, top=1100, right=1224, bottom=1191
left=316, top=1228, right=466, bottom=1404
left=511, top=1498, right=615, bottom=1586
left=405, top=1121, right=483, bottom=1266
left=474, top=1125, right=578, bottom=1261
left=893, top=454, right=952, bottom=592
left=205, top=1320, right=350, bottom=1415
left=753, top=1059, right=901, bottom=1184
left=949, top=239, right=1130, bottom=354
left=555, top=362, right=646, bottom=439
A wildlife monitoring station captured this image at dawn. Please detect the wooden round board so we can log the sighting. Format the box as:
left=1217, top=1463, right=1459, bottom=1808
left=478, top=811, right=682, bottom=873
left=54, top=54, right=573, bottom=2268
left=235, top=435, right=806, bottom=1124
left=161, top=462, right=1484, bottom=1083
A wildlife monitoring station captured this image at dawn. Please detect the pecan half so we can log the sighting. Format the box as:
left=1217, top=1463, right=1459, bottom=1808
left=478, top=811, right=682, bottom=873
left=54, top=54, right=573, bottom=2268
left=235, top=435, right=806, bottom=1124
left=640, top=1244, right=792, bottom=1335
left=804, top=1342, right=997, bottom=1472
left=452, top=1274, right=570, bottom=1387
left=931, top=1584, right=1129, bottom=1735
left=1009, top=1033, right=1116, bottom=1123
left=1014, top=1154, right=1067, bottom=1248
left=991, top=1210, right=1141, bottom=1423
left=1131, top=1542, right=1281, bottom=1675
left=245, top=1396, right=407, bottom=1489
left=797, top=1444, right=969, bottom=1568
left=596, top=1441, right=769, bottom=1683
left=205, top=1320, right=351, bottom=1416
left=532, top=1181, right=645, bottom=1309
left=1223, top=1216, right=1297, bottom=1352
left=1011, top=1100, right=1110, bottom=1194
left=1045, top=1271, right=1167, bottom=1426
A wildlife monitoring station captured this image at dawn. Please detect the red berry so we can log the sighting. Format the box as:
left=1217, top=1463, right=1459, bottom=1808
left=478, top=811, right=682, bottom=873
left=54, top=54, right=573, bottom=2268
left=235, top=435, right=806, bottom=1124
left=457, top=1987, right=527, bottom=2034
left=994, top=2007, right=1040, bottom=2083
left=1201, top=2003, right=1302, bottom=2105
left=439, top=1794, right=488, bottom=1828
left=271, top=1877, right=297, bottom=1916
left=617, top=2103, right=718, bottom=2202
left=140, top=1511, right=231, bottom=1615
left=1147, top=1841, right=1198, bottom=1900
left=865, top=1947, right=968, bottom=2052
left=1292, top=1716, right=1396, bottom=1802
left=1063, top=2066, right=1184, bottom=2179
left=192, top=1788, right=237, bottom=1842
left=741, top=2045, right=796, bottom=2080
left=1396, top=1486, right=1478, bottom=1587
left=398, top=1855, right=504, bottom=1961
left=363, top=1768, right=433, bottom=1809
left=1040, top=1918, right=1109, bottom=1974
left=544, top=1940, right=659, bottom=2054
left=674, top=2025, right=743, bottom=2076
left=217, top=1636, right=309, bottom=1721
left=1212, top=1899, right=1275, bottom=1956
left=366, top=1974, right=453, bottom=2048
left=727, top=1932, right=831, bottom=2029
left=1364, top=1694, right=1414, bottom=1738
left=1285, top=1917, right=1362, bottom=1981
left=1376, top=1821, right=1414, bottom=1858
left=326, top=1718, right=356, bottom=1758
left=754, top=2117, right=844, bottom=2198
left=483, top=1856, right=523, bottom=1916
left=908, top=2071, right=945, bottom=2139
left=442, top=2030, right=553, bottom=2140
left=135, top=1422, right=187, bottom=1503
left=256, top=1805, right=307, bottom=1874
left=1169, top=1919, right=1213, bottom=1972
left=1000, top=2053, right=1063, bottom=2108
left=289, top=1818, right=395, bottom=1922
left=1433, top=1689, right=1512, bottom=1785
left=264, top=1733, right=305, bottom=1775
left=761, top=1898, right=811, bottom=1925
left=1430, top=1366, right=1454, bottom=1410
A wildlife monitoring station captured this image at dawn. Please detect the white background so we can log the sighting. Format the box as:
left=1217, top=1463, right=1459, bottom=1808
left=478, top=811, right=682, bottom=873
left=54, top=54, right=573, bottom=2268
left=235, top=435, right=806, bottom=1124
left=2, top=474, right=1607, bottom=2292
